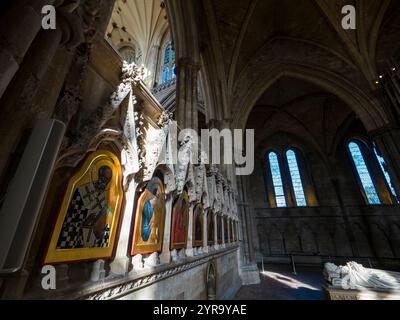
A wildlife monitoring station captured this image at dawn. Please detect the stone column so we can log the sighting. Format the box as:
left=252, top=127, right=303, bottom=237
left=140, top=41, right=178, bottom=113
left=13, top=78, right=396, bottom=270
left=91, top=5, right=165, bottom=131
left=203, top=208, right=208, bottom=253
left=0, top=0, right=58, bottom=99
left=236, top=175, right=260, bottom=285
left=228, top=218, right=232, bottom=245
left=221, top=215, right=226, bottom=248
left=0, top=0, right=116, bottom=180
left=0, top=26, right=65, bottom=192
left=175, top=57, right=200, bottom=131
left=214, top=213, right=219, bottom=250
left=159, top=194, right=173, bottom=264
left=186, top=202, right=195, bottom=257
left=109, top=180, right=137, bottom=276
left=0, top=4, right=82, bottom=180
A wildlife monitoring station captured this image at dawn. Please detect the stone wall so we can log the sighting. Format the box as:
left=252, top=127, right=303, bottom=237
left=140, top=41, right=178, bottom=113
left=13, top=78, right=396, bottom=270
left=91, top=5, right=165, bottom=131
left=254, top=206, right=400, bottom=266
left=244, top=79, right=400, bottom=270
left=117, top=249, right=240, bottom=300
left=0, top=1, right=242, bottom=300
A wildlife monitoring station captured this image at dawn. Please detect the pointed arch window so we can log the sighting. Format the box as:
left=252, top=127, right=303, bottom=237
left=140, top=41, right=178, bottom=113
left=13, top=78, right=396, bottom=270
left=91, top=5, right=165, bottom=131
left=268, top=152, right=287, bottom=207
left=348, top=141, right=381, bottom=205
left=286, top=149, right=307, bottom=207
left=265, top=147, right=316, bottom=209
left=161, top=41, right=176, bottom=84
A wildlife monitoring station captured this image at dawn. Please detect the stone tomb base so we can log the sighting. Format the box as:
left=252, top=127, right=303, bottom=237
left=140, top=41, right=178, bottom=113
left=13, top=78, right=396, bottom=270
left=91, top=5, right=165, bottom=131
left=325, top=287, right=400, bottom=300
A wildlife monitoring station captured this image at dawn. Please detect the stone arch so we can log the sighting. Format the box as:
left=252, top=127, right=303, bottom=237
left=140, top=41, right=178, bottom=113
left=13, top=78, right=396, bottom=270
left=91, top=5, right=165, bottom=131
left=206, top=262, right=217, bottom=300
left=154, top=26, right=173, bottom=84
left=165, top=0, right=199, bottom=61
left=234, top=64, right=388, bottom=132
left=154, top=164, right=176, bottom=195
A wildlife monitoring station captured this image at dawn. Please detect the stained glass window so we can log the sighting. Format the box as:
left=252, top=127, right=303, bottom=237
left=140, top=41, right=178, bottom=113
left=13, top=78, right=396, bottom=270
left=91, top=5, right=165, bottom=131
left=348, top=142, right=381, bottom=205
left=286, top=150, right=307, bottom=206
left=161, top=41, right=176, bottom=83
left=373, top=146, right=399, bottom=203
left=162, top=67, right=169, bottom=83
left=268, top=152, right=287, bottom=207
left=164, top=46, right=170, bottom=64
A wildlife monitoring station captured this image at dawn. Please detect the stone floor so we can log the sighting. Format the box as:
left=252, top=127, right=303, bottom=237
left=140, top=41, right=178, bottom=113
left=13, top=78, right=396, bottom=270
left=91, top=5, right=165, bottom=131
left=235, top=264, right=325, bottom=300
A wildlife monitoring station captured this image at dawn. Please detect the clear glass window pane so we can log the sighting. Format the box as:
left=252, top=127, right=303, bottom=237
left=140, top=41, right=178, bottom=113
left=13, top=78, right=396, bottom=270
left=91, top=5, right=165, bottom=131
left=349, top=142, right=381, bottom=205
left=286, top=150, right=307, bottom=207
left=268, top=152, right=287, bottom=207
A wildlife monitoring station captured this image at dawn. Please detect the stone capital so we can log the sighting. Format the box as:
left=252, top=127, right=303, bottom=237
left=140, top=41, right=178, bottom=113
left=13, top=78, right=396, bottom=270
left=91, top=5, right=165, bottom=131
left=176, top=57, right=201, bottom=72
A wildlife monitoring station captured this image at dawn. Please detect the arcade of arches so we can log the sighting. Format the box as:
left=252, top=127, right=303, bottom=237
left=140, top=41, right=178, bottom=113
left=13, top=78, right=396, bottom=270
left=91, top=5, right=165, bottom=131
left=0, top=0, right=400, bottom=300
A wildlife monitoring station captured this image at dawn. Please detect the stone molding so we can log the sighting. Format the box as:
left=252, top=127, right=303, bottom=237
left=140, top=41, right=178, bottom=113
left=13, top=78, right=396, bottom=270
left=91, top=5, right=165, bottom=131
left=71, top=246, right=239, bottom=300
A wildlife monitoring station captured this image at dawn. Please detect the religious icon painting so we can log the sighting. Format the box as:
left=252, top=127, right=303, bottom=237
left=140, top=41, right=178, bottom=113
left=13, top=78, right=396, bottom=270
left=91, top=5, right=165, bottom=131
left=131, top=177, right=166, bottom=255
left=44, top=150, right=124, bottom=264
left=193, top=203, right=204, bottom=247
left=207, top=210, right=215, bottom=246
left=170, top=191, right=190, bottom=250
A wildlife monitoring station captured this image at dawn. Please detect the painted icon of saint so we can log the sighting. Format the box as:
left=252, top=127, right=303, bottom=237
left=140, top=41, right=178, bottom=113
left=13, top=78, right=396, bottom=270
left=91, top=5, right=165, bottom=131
left=170, top=191, right=190, bottom=249
left=141, top=183, right=161, bottom=243
left=57, top=166, right=113, bottom=249
left=131, top=176, right=166, bottom=255
left=173, top=198, right=187, bottom=244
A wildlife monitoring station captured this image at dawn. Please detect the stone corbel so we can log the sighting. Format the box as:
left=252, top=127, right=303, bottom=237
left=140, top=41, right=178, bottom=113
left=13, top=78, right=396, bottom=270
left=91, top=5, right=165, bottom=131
left=140, top=126, right=167, bottom=181
left=163, top=167, right=176, bottom=195
left=57, top=61, right=142, bottom=167
left=194, top=165, right=204, bottom=202
left=214, top=173, right=224, bottom=213
left=206, top=165, right=217, bottom=208
left=120, top=91, right=141, bottom=189
left=201, top=169, right=210, bottom=209
left=57, top=1, right=85, bottom=49
left=175, top=132, right=194, bottom=193
left=185, top=165, right=197, bottom=202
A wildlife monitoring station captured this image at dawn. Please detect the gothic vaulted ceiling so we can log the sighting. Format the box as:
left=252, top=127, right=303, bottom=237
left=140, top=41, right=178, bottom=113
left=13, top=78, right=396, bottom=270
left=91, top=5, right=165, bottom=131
left=106, top=0, right=168, bottom=66
left=194, top=0, right=400, bottom=129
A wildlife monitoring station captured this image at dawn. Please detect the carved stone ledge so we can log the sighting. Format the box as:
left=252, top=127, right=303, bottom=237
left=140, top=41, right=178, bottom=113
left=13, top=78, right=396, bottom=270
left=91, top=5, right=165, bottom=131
left=324, top=287, right=400, bottom=300
left=72, top=246, right=240, bottom=300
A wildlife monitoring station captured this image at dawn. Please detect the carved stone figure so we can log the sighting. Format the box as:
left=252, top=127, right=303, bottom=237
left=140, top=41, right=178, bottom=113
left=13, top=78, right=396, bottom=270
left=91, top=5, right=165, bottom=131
left=324, top=262, right=400, bottom=291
